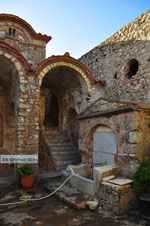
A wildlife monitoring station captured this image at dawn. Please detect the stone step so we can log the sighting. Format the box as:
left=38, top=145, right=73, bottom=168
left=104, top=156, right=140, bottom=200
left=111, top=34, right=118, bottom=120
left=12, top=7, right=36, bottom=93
left=55, top=165, right=71, bottom=171
left=44, top=134, right=64, bottom=140
left=47, top=143, right=73, bottom=147
left=55, top=160, right=76, bottom=167
left=52, top=153, right=78, bottom=161
left=48, top=146, right=73, bottom=152
left=44, top=135, right=65, bottom=140
left=44, top=127, right=59, bottom=131
left=38, top=170, right=62, bottom=183
left=51, top=150, right=77, bottom=156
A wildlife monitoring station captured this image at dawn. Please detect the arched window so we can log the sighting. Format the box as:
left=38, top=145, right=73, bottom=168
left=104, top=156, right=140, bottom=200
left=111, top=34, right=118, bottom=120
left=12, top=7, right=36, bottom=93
left=12, top=29, right=16, bottom=37
left=9, top=28, right=12, bottom=36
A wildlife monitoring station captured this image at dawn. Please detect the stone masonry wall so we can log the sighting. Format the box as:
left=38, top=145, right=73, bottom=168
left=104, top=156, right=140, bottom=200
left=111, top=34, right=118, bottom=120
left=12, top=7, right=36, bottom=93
left=79, top=111, right=138, bottom=178
left=18, top=71, right=40, bottom=156
left=79, top=101, right=150, bottom=177
left=79, top=10, right=150, bottom=103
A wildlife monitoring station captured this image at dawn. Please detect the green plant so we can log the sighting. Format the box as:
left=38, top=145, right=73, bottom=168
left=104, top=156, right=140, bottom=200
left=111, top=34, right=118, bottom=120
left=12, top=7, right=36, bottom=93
left=133, top=158, right=150, bottom=195
left=16, top=166, right=31, bottom=176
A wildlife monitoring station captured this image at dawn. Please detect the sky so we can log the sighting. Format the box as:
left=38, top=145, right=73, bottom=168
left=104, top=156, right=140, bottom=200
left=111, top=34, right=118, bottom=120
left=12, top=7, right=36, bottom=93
left=0, top=0, right=150, bottom=58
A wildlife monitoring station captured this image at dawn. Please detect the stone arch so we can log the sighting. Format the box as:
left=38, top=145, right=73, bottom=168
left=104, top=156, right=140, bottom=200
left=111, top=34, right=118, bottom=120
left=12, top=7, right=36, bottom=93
left=0, top=42, right=29, bottom=159
left=86, top=119, right=118, bottom=147
left=35, top=55, right=101, bottom=96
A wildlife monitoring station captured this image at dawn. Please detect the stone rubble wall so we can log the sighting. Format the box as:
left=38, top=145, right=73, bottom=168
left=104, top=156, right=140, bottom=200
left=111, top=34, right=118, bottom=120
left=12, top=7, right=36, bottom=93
left=79, top=111, right=138, bottom=178
left=79, top=10, right=150, bottom=103
left=99, top=181, right=136, bottom=215
left=17, top=71, right=40, bottom=156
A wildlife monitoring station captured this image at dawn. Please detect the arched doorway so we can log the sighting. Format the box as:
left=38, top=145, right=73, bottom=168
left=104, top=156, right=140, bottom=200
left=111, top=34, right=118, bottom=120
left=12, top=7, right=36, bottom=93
left=93, top=125, right=117, bottom=165
left=0, top=55, right=20, bottom=177
left=44, top=90, right=59, bottom=128
left=38, top=65, right=92, bottom=171
left=37, top=55, right=98, bottom=172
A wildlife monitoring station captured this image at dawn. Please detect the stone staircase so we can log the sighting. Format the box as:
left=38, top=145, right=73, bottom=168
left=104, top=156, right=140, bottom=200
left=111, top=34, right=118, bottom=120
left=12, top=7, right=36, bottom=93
left=40, top=127, right=80, bottom=171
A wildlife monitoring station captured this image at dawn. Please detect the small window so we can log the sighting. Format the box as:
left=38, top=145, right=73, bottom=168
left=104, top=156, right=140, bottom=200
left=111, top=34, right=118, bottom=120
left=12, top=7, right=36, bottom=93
left=9, top=28, right=12, bottom=36
left=126, top=59, right=139, bottom=79
left=12, top=29, right=15, bottom=37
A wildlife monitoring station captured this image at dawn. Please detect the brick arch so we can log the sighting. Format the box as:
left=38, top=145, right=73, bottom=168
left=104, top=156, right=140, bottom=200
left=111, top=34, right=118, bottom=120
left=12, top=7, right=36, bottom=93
left=35, top=55, right=105, bottom=96
left=86, top=119, right=118, bottom=148
left=84, top=121, right=118, bottom=164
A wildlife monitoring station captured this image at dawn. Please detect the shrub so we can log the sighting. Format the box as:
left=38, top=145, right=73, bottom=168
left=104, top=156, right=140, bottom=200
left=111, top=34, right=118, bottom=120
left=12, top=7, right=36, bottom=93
left=133, top=158, right=150, bottom=195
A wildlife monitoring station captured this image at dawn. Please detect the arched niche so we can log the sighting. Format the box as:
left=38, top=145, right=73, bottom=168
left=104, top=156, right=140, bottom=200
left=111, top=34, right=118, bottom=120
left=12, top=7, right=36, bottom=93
left=93, top=125, right=117, bottom=165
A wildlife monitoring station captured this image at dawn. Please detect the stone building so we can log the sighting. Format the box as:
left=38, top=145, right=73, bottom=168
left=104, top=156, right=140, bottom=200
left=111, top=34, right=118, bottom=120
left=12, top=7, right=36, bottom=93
left=0, top=11, right=150, bottom=213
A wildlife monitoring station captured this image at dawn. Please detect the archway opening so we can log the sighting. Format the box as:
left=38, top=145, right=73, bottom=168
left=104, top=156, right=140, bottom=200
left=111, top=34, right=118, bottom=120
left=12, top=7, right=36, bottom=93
left=39, top=65, right=85, bottom=172
left=0, top=55, right=19, bottom=177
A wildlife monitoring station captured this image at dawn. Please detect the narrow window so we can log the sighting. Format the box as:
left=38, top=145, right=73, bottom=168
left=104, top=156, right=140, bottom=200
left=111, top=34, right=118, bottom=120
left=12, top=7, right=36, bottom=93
left=12, top=29, right=15, bottom=37
left=9, top=28, right=12, bottom=36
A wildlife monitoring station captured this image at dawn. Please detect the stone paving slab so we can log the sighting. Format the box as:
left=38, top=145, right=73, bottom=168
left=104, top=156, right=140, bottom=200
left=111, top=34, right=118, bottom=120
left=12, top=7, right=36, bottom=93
left=44, top=182, right=97, bottom=210
left=108, top=178, right=133, bottom=185
left=0, top=184, right=149, bottom=226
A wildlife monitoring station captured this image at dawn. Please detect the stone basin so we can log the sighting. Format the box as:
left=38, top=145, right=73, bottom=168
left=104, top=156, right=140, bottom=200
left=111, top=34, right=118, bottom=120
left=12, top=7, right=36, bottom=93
left=66, top=164, right=120, bottom=196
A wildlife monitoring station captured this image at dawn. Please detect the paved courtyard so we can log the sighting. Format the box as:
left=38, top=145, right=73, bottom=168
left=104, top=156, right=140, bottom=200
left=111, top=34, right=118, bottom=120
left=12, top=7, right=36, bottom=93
left=0, top=184, right=149, bottom=226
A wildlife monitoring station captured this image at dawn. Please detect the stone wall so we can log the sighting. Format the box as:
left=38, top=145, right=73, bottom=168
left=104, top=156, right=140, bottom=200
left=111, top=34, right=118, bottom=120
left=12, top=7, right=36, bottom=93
left=18, top=71, right=40, bottom=156
left=79, top=99, right=150, bottom=177
left=79, top=10, right=150, bottom=103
